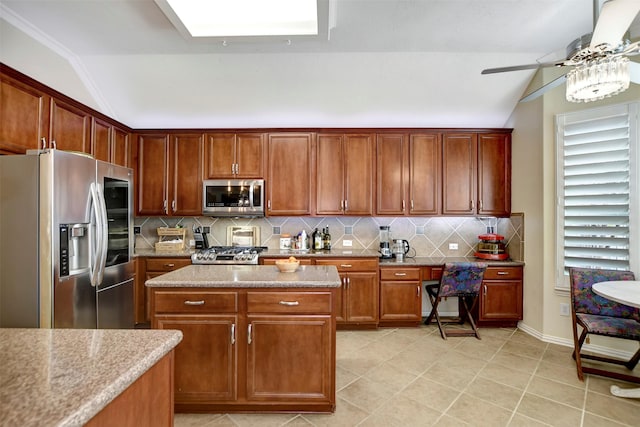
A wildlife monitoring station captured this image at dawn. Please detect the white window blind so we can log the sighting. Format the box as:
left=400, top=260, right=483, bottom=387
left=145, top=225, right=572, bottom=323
left=556, top=102, right=639, bottom=290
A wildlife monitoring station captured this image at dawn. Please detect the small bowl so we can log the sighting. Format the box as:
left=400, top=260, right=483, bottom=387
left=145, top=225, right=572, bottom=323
left=275, top=259, right=300, bottom=273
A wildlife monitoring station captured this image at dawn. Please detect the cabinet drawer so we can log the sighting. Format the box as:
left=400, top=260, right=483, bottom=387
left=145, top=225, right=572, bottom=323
left=247, top=292, right=332, bottom=314
left=154, top=291, right=238, bottom=313
left=380, top=267, right=421, bottom=281
left=261, top=257, right=313, bottom=265
left=484, top=267, right=523, bottom=280
left=315, top=258, right=378, bottom=272
left=146, top=258, right=191, bottom=272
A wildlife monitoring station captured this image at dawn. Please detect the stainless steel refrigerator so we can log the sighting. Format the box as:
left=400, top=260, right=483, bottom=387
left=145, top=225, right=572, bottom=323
left=0, top=149, right=135, bottom=329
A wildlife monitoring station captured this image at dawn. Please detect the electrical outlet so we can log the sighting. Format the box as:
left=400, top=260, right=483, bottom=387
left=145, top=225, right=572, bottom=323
left=134, top=226, right=141, bottom=235
left=343, top=239, right=353, bottom=247
left=560, top=303, right=570, bottom=316
left=448, top=242, right=459, bottom=250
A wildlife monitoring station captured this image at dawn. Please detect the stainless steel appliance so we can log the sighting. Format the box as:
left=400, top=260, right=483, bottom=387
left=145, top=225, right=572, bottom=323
left=191, top=246, right=267, bottom=265
left=202, top=179, right=264, bottom=217
left=0, top=149, right=135, bottom=329
left=379, top=226, right=392, bottom=259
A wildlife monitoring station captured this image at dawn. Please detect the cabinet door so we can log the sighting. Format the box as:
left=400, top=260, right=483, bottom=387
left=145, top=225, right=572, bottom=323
left=267, top=133, right=314, bottom=216
left=344, top=134, right=374, bottom=215
left=0, top=75, right=50, bottom=154
left=345, top=271, right=379, bottom=323
left=480, top=281, right=523, bottom=321
left=156, top=315, right=237, bottom=402
left=409, top=133, right=441, bottom=215
left=236, top=133, right=264, bottom=178
left=112, top=126, right=130, bottom=167
left=379, top=281, right=422, bottom=323
left=136, top=134, right=169, bottom=216
left=205, top=133, right=236, bottom=178
left=246, top=315, right=332, bottom=402
left=49, top=98, right=92, bottom=153
left=442, top=133, right=477, bottom=215
left=316, top=134, right=345, bottom=215
left=91, top=117, right=111, bottom=162
left=477, top=133, right=511, bottom=216
left=376, top=134, right=406, bottom=215
left=171, top=134, right=203, bottom=216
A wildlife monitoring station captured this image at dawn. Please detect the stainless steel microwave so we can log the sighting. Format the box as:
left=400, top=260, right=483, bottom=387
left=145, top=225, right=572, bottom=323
left=202, top=179, right=264, bottom=217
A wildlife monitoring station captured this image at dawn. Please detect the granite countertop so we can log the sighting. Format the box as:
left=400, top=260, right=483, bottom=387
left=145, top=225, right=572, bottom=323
left=134, top=248, right=194, bottom=257
left=145, top=264, right=342, bottom=288
left=379, top=256, right=525, bottom=267
left=260, top=249, right=381, bottom=258
left=0, top=328, right=183, bottom=427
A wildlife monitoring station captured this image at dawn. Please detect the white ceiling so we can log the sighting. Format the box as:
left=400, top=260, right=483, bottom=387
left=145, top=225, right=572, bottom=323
left=1, top=0, right=638, bottom=129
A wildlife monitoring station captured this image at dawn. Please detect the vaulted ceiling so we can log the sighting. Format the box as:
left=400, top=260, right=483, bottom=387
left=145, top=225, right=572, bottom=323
left=1, top=0, right=638, bottom=129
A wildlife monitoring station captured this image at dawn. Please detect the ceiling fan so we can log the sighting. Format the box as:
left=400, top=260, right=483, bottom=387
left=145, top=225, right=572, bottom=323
left=482, top=0, right=640, bottom=103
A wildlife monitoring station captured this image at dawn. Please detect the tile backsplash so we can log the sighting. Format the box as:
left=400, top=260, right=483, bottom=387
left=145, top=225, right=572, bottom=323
left=135, top=213, right=524, bottom=261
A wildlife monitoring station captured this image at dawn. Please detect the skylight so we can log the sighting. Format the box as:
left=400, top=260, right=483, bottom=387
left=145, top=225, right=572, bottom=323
left=158, top=0, right=319, bottom=38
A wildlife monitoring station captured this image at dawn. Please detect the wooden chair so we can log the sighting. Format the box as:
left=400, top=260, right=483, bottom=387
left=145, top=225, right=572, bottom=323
left=569, top=267, right=640, bottom=383
left=424, top=262, right=487, bottom=339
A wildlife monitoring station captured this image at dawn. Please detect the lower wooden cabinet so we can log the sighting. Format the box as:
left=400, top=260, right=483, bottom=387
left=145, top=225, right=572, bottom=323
left=150, top=287, right=336, bottom=413
left=136, top=256, right=191, bottom=325
left=379, top=266, right=422, bottom=326
left=478, top=266, right=523, bottom=326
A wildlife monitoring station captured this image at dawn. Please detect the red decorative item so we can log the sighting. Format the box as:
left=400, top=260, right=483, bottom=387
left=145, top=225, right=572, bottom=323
left=475, top=233, right=509, bottom=260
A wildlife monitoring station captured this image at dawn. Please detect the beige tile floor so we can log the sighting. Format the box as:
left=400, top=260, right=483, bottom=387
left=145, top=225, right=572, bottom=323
left=175, top=325, right=640, bottom=427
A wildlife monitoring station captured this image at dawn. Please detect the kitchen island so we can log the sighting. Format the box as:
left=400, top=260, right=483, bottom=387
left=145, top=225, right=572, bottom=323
left=146, top=264, right=341, bottom=413
left=0, top=328, right=182, bottom=427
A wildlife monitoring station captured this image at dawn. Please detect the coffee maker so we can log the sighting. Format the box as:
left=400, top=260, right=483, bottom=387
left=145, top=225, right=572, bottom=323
left=379, top=226, right=393, bottom=259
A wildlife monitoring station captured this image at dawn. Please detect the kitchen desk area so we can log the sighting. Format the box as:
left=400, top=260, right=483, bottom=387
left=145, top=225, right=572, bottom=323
left=0, top=328, right=182, bottom=427
left=146, top=264, right=341, bottom=413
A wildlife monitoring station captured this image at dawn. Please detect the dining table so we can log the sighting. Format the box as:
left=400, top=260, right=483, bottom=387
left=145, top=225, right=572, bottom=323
left=592, top=280, right=640, bottom=398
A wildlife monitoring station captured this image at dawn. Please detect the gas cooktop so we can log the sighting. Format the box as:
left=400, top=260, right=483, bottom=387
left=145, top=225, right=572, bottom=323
left=191, top=246, right=267, bottom=265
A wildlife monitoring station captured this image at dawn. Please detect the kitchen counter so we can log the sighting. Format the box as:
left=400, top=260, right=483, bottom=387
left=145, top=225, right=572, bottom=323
left=379, top=256, right=525, bottom=267
left=134, top=248, right=194, bottom=257
left=145, top=264, right=342, bottom=288
left=0, top=328, right=182, bottom=427
left=260, top=249, right=381, bottom=258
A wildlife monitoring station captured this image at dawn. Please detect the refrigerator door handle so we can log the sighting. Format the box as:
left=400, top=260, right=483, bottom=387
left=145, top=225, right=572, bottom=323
left=89, top=183, right=102, bottom=287
left=95, top=183, right=109, bottom=285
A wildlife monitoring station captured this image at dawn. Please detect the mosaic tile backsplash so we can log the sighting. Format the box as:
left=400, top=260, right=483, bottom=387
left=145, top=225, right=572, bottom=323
left=135, top=213, right=524, bottom=261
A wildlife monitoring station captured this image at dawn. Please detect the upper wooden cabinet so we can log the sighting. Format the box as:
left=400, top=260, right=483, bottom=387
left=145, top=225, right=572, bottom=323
left=0, top=73, right=50, bottom=154
left=135, top=133, right=203, bottom=216
left=376, top=132, right=441, bottom=216
left=49, top=98, right=92, bottom=153
left=266, top=133, right=315, bottom=216
left=316, top=133, right=374, bottom=216
left=91, top=118, right=131, bottom=167
left=205, top=132, right=264, bottom=178
left=442, top=132, right=511, bottom=217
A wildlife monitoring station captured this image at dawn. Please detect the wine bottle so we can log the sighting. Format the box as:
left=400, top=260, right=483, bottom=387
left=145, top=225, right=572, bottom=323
left=323, top=226, right=332, bottom=250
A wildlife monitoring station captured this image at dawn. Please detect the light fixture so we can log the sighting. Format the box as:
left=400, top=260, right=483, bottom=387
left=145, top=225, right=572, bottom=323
left=565, top=56, right=630, bottom=103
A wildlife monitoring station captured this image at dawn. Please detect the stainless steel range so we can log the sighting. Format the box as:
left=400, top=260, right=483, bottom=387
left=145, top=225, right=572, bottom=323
left=191, top=246, right=267, bottom=265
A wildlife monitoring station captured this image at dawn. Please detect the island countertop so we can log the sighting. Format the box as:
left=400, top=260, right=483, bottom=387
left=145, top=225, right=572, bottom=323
left=0, top=328, right=183, bottom=427
left=145, top=264, right=342, bottom=288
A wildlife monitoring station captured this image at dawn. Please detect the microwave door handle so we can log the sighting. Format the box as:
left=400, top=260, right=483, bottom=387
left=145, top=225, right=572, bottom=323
left=249, top=182, right=254, bottom=208
left=96, top=183, right=109, bottom=285
left=89, top=183, right=101, bottom=287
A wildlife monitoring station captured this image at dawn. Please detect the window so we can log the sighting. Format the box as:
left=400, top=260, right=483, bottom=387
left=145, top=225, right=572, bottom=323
left=556, top=102, right=639, bottom=290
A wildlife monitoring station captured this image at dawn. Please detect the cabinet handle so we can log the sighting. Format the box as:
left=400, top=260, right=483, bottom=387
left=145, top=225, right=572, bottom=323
left=340, top=264, right=352, bottom=268
left=171, top=200, right=176, bottom=212
left=279, top=301, right=300, bottom=306
left=483, top=284, right=487, bottom=296
left=394, top=272, right=407, bottom=276
left=231, top=164, right=235, bottom=174
left=40, top=137, right=47, bottom=150
left=497, top=271, right=509, bottom=276
left=470, top=200, right=474, bottom=211
left=411, top=200, right=414, bottom=210
left=51, top=140, right=57, bottom=149
left=247, top=324, right=252, bottom=345
left=267, top=200, right=271, bottom=210
left=479, top=199, right=483, bottom=210
left=163, top=200, right=168, bottom=214
left=236, top=163, right=239, bottom=174
left=231, top=323, right=235, bottom=345
left=417, top=285, right=420, bottom=297
left=402, top=200, right=406, bottom=210
left=164, top=263, right=175, bottom=268
left=340, top=200, right=344, bottom=210
left=347, top=277, right=351, bottom=287
left=344, top=200, right=348, bottom=211
left=184, top=300, right=205, bottom=306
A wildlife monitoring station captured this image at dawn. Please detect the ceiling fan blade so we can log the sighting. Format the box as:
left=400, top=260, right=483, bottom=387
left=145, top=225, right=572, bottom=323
left=631, top=61, right=640, bottom=83
left=481, top=62, right=559, bottom=75
left=590, top=0, right=640, bottom=49
left=519, top=74, right=567, bottom=102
